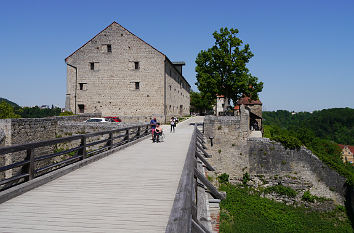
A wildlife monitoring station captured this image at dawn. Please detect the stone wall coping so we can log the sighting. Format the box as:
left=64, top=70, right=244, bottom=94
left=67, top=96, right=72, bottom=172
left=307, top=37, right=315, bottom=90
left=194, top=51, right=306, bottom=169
left=204, top=115, right=241, bottom=121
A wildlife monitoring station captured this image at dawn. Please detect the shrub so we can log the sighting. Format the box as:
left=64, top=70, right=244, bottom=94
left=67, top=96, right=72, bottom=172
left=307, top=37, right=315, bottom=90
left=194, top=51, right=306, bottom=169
left=302, top=191, right=328, bottom=203
left=218, top=173, right=229, bottom=184
left=242, top=172, right=251, bottom=185
left=302, top=191, right=315, bottom=203
left=264, top=184, right=297, bottom=198
left=271, top=135, right=302, bottom=150
left=59, top=111, right=74, bottom=116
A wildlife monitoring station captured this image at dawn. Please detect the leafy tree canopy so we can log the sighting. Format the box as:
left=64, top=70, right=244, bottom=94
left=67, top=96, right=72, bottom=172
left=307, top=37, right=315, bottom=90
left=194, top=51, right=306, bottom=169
left=0, top=97, right=20, bottom=109
left=195, top=27, right=263, bottom=105
left=263, top=108, right=354, bottom=145
left=0, top=101, right=21, bottom=119
left=190, top=91, right=213, bottom=114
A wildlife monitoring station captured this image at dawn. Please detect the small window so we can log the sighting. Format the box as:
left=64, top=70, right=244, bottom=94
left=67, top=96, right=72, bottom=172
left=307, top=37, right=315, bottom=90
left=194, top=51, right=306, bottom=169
left=134, top=62, right=139, bottom=70
left=107, top=44, right=112, bottom=53
left=135, top=82, right=140, bottom=90
left=79, top=83, right=87, bottom=90
left=78, top=104, right=85, bottom=113
left=90, top=62, right=94, bottom=70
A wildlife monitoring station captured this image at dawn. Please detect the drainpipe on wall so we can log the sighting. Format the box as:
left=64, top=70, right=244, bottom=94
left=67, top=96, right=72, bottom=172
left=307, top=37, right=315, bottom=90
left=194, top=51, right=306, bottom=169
left=164, top=58, right=167, bottom=123
left=66, top=63, right=78, bottom=114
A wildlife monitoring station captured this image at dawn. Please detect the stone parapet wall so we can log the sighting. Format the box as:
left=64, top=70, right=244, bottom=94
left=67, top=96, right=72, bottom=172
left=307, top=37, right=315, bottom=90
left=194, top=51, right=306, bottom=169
left=0, top=118, right=58, bottom=179
left=55, top=122, right=148, bottom=161
left=119, top=115, right=164, bottom=124
left=202, top=116, right=349, bottom=205
left=0, top=115, right=144, bottom=180
left=52, top=113, right=101, bottom=122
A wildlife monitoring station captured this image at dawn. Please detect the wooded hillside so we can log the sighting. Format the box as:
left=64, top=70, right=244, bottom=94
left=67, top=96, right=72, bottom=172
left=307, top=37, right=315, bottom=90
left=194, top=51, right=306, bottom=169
left=263, top=108, right=354, bottom=145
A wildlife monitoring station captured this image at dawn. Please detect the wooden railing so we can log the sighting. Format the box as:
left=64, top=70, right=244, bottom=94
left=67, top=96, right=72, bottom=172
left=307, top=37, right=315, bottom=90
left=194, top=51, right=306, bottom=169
left=166, top=124, right=225, bottom=233
left=0, top=124, right=150, bottom=191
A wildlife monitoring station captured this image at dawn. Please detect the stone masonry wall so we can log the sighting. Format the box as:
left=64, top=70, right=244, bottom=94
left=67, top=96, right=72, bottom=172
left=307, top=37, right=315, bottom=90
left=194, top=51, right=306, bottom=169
left=66, top=22, right=166, bottom=117
left=0, top=118, right=58, bottom=179
left=165, top=60, right=190, bottom=118
left=53, top=113, right=101, bottom=123
left=0, top=113, right=105, bottom=179
left=247, top=138, right=346, bottom=204
left=203, top=110, right=250, bottom=178
left=203, top=116, right=348, bottom=205
left=0, top=120, right=11, bottom=179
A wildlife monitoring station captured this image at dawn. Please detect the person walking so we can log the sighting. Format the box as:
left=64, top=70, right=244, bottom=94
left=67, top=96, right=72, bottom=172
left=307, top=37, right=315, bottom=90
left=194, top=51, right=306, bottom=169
left=170, top=117, right=176, bottom=133
left=150, top=117, right=157, bottom=140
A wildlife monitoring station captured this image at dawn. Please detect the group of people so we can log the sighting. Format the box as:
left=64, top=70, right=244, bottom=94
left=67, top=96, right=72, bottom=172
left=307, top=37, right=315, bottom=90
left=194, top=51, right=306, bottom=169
left=150, top=118, right=163, bottom=143
left=150, top=117, right=179, bottom=143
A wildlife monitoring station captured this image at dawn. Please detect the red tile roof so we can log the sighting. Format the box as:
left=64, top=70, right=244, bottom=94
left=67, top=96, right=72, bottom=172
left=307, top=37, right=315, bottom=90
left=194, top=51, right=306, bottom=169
left=237, top=96, right=262, bottom=105
left=339, top=144, right=354, bottom=154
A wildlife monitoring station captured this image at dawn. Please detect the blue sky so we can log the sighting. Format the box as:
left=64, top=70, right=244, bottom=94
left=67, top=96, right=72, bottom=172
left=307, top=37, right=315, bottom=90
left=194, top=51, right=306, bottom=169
left=0, top=0, right=353, bottom=111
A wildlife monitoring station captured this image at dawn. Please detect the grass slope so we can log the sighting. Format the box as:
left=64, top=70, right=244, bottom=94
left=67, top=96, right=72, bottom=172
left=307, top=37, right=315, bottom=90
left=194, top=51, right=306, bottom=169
left=219, top=184, right=353, bottom=233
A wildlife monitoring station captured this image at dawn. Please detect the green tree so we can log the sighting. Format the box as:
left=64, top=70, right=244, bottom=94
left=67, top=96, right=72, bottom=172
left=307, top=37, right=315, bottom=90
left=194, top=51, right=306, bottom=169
left=195, top=27, right=263, bottom=105
left=0, top=101, right=20, bottom=119
left=190, top=91, right=213, bottom=114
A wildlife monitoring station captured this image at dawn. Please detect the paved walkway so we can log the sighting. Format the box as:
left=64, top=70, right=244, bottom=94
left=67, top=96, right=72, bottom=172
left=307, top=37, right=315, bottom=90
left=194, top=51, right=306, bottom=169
left=0, top=117, right=204, bottom=233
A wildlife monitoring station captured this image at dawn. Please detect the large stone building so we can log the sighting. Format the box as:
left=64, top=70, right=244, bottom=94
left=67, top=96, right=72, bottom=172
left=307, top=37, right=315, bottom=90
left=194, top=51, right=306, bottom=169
left=65, top=22, right=190, bottom=122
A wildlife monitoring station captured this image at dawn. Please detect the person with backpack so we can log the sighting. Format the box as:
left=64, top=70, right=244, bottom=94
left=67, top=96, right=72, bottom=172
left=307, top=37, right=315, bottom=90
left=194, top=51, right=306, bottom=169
left=170, top=117, right=176, bottom=133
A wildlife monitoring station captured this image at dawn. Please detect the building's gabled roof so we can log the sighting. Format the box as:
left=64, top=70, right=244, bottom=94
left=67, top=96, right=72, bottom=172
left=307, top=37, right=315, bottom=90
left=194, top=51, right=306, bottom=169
left=339, top=144, right=354, bottom=154
left=65, top=21, right=166, bottom=62
left=65, top=21, right=191, bottom=89
left=237, top=96, right=262, bottom=105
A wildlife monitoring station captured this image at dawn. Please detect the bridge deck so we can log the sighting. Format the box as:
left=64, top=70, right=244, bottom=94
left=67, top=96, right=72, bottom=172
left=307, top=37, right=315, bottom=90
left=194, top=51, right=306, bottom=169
left=0, top=117, right=203, bottom=233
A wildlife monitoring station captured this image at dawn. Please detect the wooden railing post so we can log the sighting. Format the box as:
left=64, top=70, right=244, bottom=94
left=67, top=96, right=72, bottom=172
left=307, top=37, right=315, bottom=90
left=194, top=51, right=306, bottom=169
left=108, top=132, right=113, bottom=149
left=125, top=129, right=130, bottom=142
left=137, top=126, right=141, bottom=138
left=27, top=149, right=35, bottom=180
left=79, top=135, right=87, bottom=160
